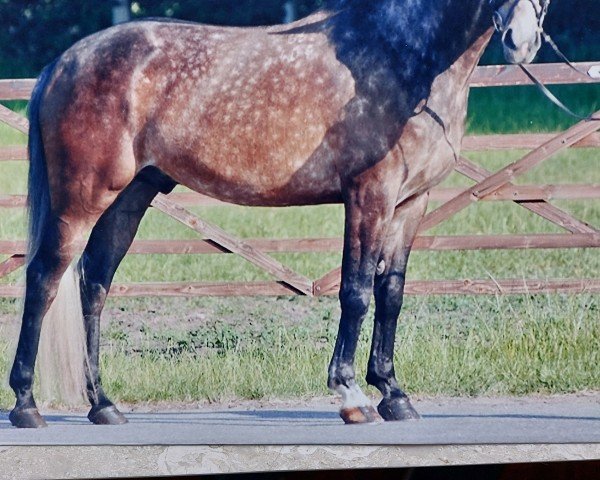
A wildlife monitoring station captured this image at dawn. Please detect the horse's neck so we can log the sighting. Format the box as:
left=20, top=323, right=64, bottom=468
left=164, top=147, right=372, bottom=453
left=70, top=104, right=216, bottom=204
left=430, top=0, right=494, bottom=72
left=332, top=0, right=493, bottom=80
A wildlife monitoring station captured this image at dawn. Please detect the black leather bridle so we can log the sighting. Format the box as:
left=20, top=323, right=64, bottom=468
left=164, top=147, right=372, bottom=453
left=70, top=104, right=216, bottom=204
left=491, top=0, right=548, bottom=41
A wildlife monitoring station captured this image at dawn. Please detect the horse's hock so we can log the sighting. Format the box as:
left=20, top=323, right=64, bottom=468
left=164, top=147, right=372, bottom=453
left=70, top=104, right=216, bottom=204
left=0, top=62, right=599, bottom=298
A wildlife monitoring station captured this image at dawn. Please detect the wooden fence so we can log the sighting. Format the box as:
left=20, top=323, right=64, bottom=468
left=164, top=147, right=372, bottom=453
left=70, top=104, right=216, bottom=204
left=0, top=62, right=599, bottom=297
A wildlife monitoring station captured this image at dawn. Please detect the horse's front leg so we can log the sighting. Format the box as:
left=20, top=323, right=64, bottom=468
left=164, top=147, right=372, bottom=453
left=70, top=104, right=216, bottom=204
left=366, top=193, right=429, bottom=421
left=328, top=186, right=395, bottom=424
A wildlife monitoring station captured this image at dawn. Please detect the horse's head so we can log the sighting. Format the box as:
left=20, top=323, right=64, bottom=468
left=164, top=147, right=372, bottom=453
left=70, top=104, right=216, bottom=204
left=491, top=0, right=549, bottom=64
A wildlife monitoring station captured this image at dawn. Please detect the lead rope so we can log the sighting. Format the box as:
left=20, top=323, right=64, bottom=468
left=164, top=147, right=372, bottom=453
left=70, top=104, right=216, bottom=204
left=520, top=31, right=600, bottom=121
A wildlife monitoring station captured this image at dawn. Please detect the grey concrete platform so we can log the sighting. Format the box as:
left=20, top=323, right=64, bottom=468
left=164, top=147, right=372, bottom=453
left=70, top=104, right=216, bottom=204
left=1, top=396, right=598, bottom=446
left=1, top=444, right=599, bottom=479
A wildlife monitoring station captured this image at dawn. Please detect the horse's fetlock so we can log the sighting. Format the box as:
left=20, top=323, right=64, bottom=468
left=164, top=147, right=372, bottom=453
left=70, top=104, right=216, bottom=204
left=366, top=366, right=390, bottom=385
left=329, top=363, right=356, bottom=389
left=9, top=365, right=34, bottom=392
left=327, top=376, right=340, bottom=390
left=87, top=383, right=109, bottom=406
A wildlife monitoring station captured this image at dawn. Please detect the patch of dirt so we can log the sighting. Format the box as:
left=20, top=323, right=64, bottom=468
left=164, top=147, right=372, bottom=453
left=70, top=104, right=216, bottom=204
left=0, top=295, right=339, bottom=346
left=101, top=296, right=337, bottom=337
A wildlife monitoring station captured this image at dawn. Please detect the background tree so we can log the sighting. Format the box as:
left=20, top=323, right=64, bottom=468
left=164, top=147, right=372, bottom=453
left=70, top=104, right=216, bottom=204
left=0, top=0, right=597, bottom=77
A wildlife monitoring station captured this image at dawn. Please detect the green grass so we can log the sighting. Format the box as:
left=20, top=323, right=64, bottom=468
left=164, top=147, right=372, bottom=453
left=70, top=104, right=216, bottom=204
left=105, top=294, right=599, bottom=400
left=0, top=85, right=598, bottom=406
left=467, top=84, right=600, bottom=133
left=1, top=293, right=598, bottom=408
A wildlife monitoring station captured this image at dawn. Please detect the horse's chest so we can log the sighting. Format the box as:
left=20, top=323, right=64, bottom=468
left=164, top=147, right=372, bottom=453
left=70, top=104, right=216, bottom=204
left=394, top=84, right=469, bottom=202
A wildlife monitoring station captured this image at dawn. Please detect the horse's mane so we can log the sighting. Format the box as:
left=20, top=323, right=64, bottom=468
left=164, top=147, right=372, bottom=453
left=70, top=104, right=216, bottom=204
left=325, top=0, right=490, bottom=98
left=328, top=0, right=456, bottom=75
left=328, top=0, right=452, bottom=51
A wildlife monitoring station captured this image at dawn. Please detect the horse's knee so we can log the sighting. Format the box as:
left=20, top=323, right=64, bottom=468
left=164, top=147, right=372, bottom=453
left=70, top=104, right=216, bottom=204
left=375, top=271, right=405, bottom=297
left=339, top=279, right=371, bottom=318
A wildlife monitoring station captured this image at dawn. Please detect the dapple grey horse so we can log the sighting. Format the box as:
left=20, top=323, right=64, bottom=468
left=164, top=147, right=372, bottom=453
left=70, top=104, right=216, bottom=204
left=10, top=0, right=549, bottom=428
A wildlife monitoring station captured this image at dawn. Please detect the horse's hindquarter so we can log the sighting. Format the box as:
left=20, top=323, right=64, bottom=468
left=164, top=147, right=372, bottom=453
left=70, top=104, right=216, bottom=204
left=40, top=23, right=160, bottom=221
left=135, top=21, right=355, bottom=206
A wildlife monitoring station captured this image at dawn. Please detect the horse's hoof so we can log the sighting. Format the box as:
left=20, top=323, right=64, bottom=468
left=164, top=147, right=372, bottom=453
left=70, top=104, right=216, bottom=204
left=88, top=405, right=128, bottom=425
left=377, top=397, right=421, bottom=421
left=340, top=405, right=383, bottom=425
left=9, top=407, right=48, bottom=428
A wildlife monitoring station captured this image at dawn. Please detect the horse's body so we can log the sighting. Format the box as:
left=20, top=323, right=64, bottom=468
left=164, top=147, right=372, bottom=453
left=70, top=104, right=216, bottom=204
left=10, top=0, right=548, bottom=427
left=45, top=10, right=481, bottom=211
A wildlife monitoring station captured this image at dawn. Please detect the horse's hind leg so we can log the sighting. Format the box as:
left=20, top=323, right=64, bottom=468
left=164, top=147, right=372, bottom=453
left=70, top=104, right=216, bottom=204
left=366, top=193, right=429, bottom=421
left=78, top=167, right=175, bottom=425
left=9, top=217, right=82, bottom=428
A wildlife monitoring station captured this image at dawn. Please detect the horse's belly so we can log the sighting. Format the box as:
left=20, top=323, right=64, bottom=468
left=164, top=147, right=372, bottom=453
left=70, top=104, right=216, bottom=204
left=162, top=135, right=341, bottom=206
left=157, top=126, right=344, bottom=206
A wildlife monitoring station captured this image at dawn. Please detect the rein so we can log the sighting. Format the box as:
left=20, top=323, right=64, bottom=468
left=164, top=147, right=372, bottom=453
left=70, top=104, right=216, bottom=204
left=492, top=0, right=599, bottom=121
left=520, top=32, right=600, bottom=122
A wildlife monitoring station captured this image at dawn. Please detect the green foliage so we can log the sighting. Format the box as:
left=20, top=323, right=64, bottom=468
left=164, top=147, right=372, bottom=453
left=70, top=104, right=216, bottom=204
left=0, top=0, right=112, bottom=77
left=0, top=0, right=323, bottom=77
left=467, top=84, right=600, bottom=134
left=0, top=0, right=597, bottom=77
left=131, top=0, right=324, bottom=26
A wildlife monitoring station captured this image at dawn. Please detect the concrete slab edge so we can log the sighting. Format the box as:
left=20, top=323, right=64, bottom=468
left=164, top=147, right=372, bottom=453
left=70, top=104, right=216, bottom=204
left=0, top=444, right=599, bottom=479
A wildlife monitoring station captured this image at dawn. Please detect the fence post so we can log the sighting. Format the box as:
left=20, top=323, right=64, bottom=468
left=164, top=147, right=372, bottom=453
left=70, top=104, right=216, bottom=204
left=283, top=1, right=296, bottom=23
left=112, top=0, right=131, bottom=25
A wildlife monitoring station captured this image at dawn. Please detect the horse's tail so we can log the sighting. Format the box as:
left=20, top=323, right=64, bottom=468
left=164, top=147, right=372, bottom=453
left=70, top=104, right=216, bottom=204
left=26, top=60, right=56, bottom=262
left=26, top=60, right=88, bottom=405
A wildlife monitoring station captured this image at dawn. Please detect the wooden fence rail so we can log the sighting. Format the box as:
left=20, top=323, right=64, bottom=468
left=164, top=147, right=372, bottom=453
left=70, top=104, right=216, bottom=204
left=0, top=62, right=599, bottom=297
